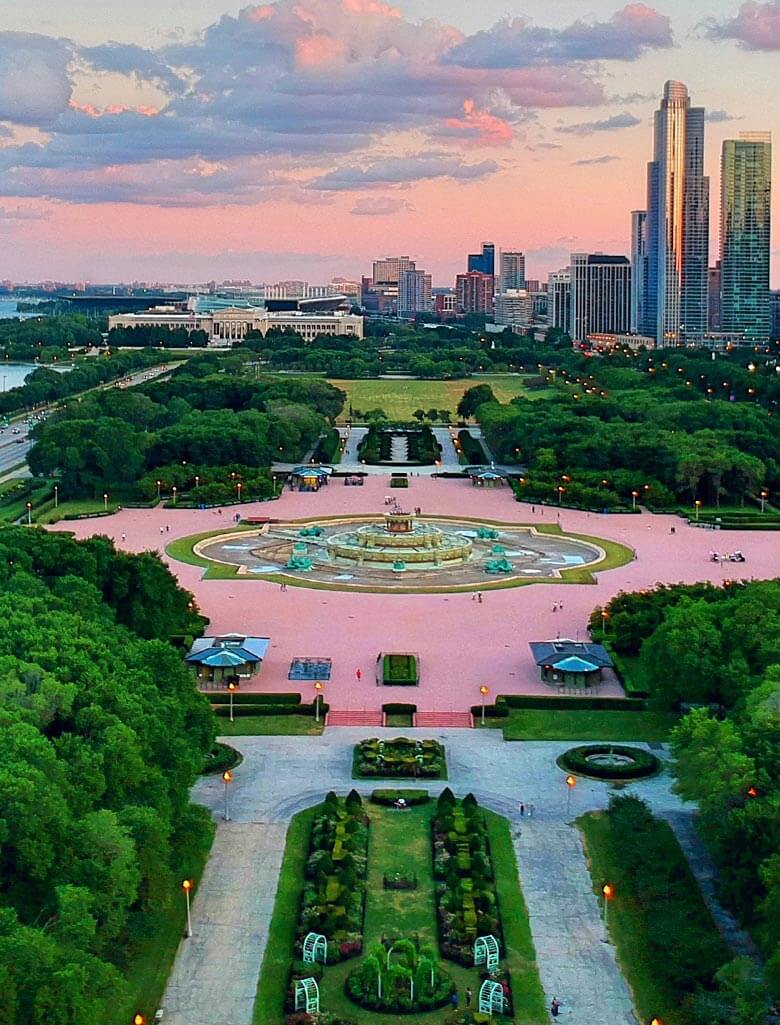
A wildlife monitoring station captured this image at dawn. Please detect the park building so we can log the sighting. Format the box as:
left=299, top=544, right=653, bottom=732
left=108, top=306, right=364, bottom=345
left=588, top=332, right=656, bottom=351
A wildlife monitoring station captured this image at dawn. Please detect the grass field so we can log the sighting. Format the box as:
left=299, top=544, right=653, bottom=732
left=216, top=714, right=324, bottom=736
left=328, top=375, right=551, bottom=421
left=478, top=709, right=677, bottom=742
left=35, top=498, right=121, bottom=524
left=255, top=799, right=546, bottom=1025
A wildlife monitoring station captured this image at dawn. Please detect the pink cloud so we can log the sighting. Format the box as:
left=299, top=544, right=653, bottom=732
left=437, top=98, right=514, bottom=147
left=705, top=1, right=780, bottom=50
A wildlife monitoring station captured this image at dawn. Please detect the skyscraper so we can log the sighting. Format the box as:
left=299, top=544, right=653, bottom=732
left=630, top=211, right=647, bottom=333
left=570, top=254, right=631, bottom=343
left=643, top=81, right=709, bottom=346
left=499, top=251, right=526, bottom=291
left=548, top=269, right=572, bottom=336
left=398, top=269, right=433, bottom=318
left=372, top=256, right=415, bottom=286
left=720, top=132, right=772, bottom=343
left=456, top=271, right=494, bottom=315
left=467, top=242, right=495, bottom=277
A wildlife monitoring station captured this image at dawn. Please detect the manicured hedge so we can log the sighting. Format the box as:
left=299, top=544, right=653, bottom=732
left=382, top=702, right=417, bottom=715
left=560, top=744, right=660, bottom=780
left=201, top=741, right=243, bottom=775
left=382, top=653, right=419, bottom=685
left=470, top=703, right=509, bottom=718
left=370, top=789, right=430, bottom=806
left=457, top=429, right=488, bottom=464
left=208, top=692, right=302, bottom=705
left=498, top=694, right=647, bottom=712
left=213, top=701, right=329, bottom=717
left=355, top=738, right=445, bottom=779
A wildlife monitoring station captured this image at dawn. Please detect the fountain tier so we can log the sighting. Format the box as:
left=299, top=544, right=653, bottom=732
left=326, top=511, right=472, bottom=566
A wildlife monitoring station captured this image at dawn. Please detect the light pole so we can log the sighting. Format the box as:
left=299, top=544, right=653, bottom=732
left=182, top=879, right=193, bottom=937
left=601, top=610, right=609, bottom=635
left=228, top=680, right=237, bottom=723
left=156, top=479, right=162, bottom=501
left=133, top=1015, right=146, bottom=1025
left=565, top=774, right=576, bottom=815
left=314, top=680, right=324, bottom=723
left=760, top=489, right=768, bottom=513
left=54, top=484, right=59, bottom=508
left=237, top=482, right=242, bottom=503
left=172, top=486, right=178, bottom=506
left=479, top=684, right=489, bottom=726
left=103, top=492, right=109, bottom=512
left=694, top=499, right=702, bottom=521
left=631, top=490, right=639, bottom=511
left=602, top=882, right=613, bottom=929
left=195, top=475, right=200, bottom=490
left=222, top=769, right=233, bottom=821
left=26, top=501, right=31, bottom=525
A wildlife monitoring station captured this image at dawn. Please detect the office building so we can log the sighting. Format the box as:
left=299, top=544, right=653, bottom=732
left=398, top=269, right=433, bottom=318
left=372, top=256, right=415, bottom=285
left=499, top=251, right=526, bottom=291
left=456, top=271, right=494, bottom=315
left=570, top=254, right=631, bottom=343
left=630, top=211, right=647, bottom=333
left=493, top=290, right=533, bottom=329
left=467, top=242, right=495, bottom=277
left=708, top=263, right=722, bottom=331
left=771, top=291, right=780, bottom=341
left=643, top=81, right=709, bottom=346
left=434, top=291, right=458, bottom=318
left=548, top=269, right=572, bottom=335
left=720, top=132, right=772, bottom=343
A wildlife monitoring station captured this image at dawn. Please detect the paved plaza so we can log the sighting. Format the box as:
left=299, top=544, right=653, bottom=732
left=55, top=475, right=780, bottom=711
left=161, top=729, right=694, bottom=1025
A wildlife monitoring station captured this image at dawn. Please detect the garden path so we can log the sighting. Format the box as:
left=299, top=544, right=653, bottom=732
left=161, top=729, right=692, bottom=1025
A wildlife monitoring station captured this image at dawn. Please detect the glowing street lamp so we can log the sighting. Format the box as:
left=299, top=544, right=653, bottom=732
left=314, top=680, right=324, bottom=723
left=182, top=879, right=193, bottom=937
left=156, top=479, right=162, bottom=501
left=236, top=481, right=242, bottom=503
left=194, top=475, right=200, bottom=490
left=222, top=769, right=233, bottom=821
left=694, top=499, right=702, bottom=521
left=133, top=1015, right=146, bottom=1025
left=172, top=486, right=178, bottom=506
left=557, top=486, right=565, bottom=505
left=601, top=609, right=609, bottom=634
left=54, top=484, right=59, bottom=508
left=631, top=490, right=639, bottom=511
left=760, top=489, right=768, bottom=513
left=26, top=501, right=32, bottom=525
left=103, top=492, right=109, bottom=512
left=228, top=680, right=238, bottom=723
left=479, top=684, right=489, bottom=726
left=602, top=882, right=614, bottom=928
left=565, top=774, right=576, bottom=815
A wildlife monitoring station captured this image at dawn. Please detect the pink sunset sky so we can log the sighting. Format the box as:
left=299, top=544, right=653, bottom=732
left=0, top=0, right=778, bottom=285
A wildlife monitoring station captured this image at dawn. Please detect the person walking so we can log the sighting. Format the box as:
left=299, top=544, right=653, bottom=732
left=450, top=992, right=459, bottom=1011
left=551, top=997, right=561, bottom=1018
left=519, top=802, right=525, bottom=817
left=465, top=988, right=473, bottom=1008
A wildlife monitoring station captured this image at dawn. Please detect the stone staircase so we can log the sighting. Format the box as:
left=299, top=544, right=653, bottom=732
left=326, top=709, right=385, bottom=727
left=414, top=711, right=474, bottom=728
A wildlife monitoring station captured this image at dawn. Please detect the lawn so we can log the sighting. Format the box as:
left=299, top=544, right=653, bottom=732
left=329, top=376, right=550, bottom=422
left=255, top=799, right=546, bottom=1025
left=478, top=709, right=677, bottom=742
left=112, top=808, right=215, bottom=1025
left=217, top=714, right=324, bottom=737
left=35, top=498, right=121, bottom=524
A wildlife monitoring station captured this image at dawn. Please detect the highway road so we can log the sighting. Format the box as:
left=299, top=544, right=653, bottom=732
left=0, top=362, right=175, bottom=479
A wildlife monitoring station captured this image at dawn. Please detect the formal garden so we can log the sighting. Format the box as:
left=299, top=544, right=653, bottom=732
left=353, top=738, right=446, bottom=779
left=255, top=789, right=547, bottom=1025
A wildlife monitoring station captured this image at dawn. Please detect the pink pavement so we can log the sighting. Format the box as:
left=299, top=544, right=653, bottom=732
left=52, top=477, right=780, bottom=712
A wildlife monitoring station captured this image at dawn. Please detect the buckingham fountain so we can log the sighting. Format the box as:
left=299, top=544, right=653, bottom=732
left=326, top=507, right=472, bottom=569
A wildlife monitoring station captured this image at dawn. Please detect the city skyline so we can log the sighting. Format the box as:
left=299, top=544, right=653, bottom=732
left=0, top=1, right=779, bottom=282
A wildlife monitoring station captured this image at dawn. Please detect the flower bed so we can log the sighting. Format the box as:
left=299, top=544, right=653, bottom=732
left=355, top=738, right=445, bottom=779
left=431, top=790, right=503, bottom=965
left=297, top=790, right=368, bottom=963
left=558, top=744, right=660, bottom=781
left=345, top=938, right=455, bottom=1012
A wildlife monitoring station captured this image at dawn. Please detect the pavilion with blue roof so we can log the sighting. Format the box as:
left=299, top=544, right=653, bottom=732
left=185, top=633, right=270, bottom=687
left=529, top=639, right=613, bottom=689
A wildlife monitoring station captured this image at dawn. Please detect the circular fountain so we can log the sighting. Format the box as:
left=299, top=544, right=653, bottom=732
left=326, top=508, right=472, bottom=568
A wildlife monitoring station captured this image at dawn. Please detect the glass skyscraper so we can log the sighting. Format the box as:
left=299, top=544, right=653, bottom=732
left=720, top=133, right=772, bottom=343
left=642, top=81, right=709, bottom=346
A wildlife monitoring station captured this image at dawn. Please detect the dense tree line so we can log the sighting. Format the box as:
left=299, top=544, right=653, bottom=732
left=0, top=527, right=214, bottom=1024
left=107, top=325, right=209, bottom=348
left=0, top=315, right=103, bottom=365
left=0, top=349, right=164, bottom=418
left=593, top=581, right=780, bottom=1012
left=28, top=357, right=346, bottom=499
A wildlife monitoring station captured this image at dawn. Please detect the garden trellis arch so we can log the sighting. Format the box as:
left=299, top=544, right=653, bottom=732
left=473, top=934, right=500, bottom=971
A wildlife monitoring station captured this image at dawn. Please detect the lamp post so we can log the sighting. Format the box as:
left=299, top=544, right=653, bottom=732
left=602, top=882, right=613, bottom=929
left=222, top=769, right=233, bottom=822
left=631, top=490, right=639, bottom=511
left=557, top=486, right=565, bottom=505
left=26, top=501, right=32, bottom=525
left=601, top=610, right=609, bottom=635
left=565, top=774, right=577, bottom=815
left=228, top=680, right=238, bottom=723
left=133, top=1015, right=146, bottom=1025
left=195, top=475, right=200, bottom=490
left=236, top=482, right=242, bottom=503
left=694, top=499, right=702, bottom=521
left=314, top=680, right=324, bottom=723
left=103, top=492, right=109, bottom=512
left=760, top=489, right=768, bottom=513
left=182, top=879, right=193, bottom=937
left=479, top=685, right=489, bottom=726
left=272, top=474, right=277, bottom=496
left=54, top=484, right=59, bottom=508
left=156, top=479, right=162, bottom=501
left=172, top=486, right=178, bottom=506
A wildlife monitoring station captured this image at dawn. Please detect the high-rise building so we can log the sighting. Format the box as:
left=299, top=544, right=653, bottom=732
left=456, top=272, right=494, bottom=315
left=570, top=254, right=631, bottom=343
left=398, top=269, right=433, bottom=318
left=499, top=251, right=525, bottom=291
left=467, top=242, right=495, bottom=277
left=372, top=256, right=415, bottom=286
left=720, top=132, right=772, bottom=344
left=548, top=269, right=572, bottom=335
left=493, top=290, right=533, bottom=328
left=643, top=81, right=710, bottom=346
left=630, top=210, right=647, bottom=333
left=708, top=262, right=722, bottom=331
left=771, top=290, right=780, bottom=341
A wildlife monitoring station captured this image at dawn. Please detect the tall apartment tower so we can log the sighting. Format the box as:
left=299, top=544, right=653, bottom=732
left=643, top=81, right=709, bottom=346
left=570, top=254, right=631, bottom=343
left=456, top=271, right=494, bottom=315
left=548, top=269, right=572, bottom=335
left=398, top=269, right=433, bottom=318
left=720, top=132, right=772, bottom=343
left=467, top=242, right=495, bottom=277
left=372, top=256, right=415, bottom=285
left=630, top=211, right=647, bottom=333
left=499, top=251, right=526, bottom=291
